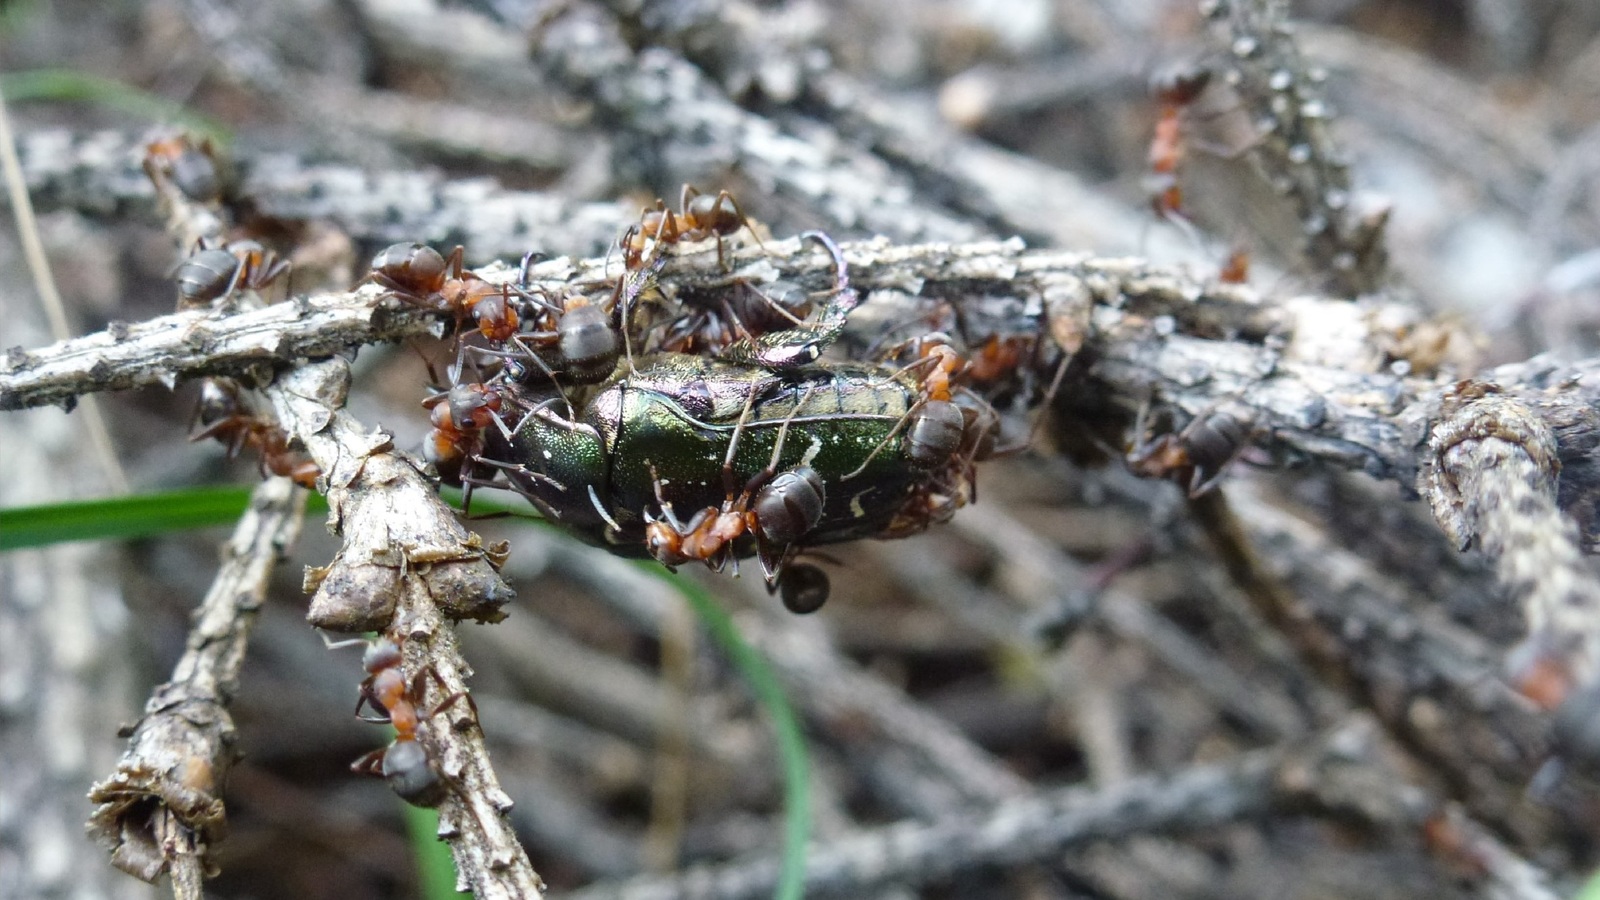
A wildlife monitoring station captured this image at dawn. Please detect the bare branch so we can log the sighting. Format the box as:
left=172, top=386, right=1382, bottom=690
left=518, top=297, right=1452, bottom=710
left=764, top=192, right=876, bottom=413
left=531, top=6, right=984, bottom=243
left=267, top=359, right=510, bottom=631
left=565, top=720, right=1379, bottom=900
left=1202, top=0, right=1391, bottom=295
left=87, top=476, right=306, bottom=882
left=1418, top=381, right=1600, bottom=707
left=14, top=129, right=631, bottom=260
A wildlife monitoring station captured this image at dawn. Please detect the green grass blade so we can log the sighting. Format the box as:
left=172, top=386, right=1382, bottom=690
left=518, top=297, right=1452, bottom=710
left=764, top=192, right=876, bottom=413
left=0, top=69, right=230, bottom=142
left=403, top=801, right=463, bottom=897
left=0, top=485, right=326, bottom=551
left=640, top=565, right=811, bottom=900
left=1578, top=867, right=1600, bottom=900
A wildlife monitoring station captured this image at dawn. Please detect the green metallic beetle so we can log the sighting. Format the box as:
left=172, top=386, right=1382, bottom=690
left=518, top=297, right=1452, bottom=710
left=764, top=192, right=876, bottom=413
left=482, top=351, right=976, bottom=611
left=475, top=232, right=994, bottom=611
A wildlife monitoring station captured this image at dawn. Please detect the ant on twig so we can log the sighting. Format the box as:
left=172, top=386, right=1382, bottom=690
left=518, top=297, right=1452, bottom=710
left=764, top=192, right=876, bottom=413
left=189, top=380, right=319, bottom=489
left=621, top=184, right=764, bottom=271
left=347, top=634, right=475, bottom=807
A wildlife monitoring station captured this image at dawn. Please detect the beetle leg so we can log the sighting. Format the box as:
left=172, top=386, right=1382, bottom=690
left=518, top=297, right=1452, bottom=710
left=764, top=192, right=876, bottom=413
left=587, top=484, right=625, bottom=532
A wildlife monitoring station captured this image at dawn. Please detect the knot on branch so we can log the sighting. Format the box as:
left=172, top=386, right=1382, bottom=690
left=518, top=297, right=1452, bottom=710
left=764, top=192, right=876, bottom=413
left=86, top=696, right=235, bottom=882
left=270, top=360, right=513, bottom=632
left=1417, top=380, right=1560, bottom=550
left=302, top=455, right=514, bottom=631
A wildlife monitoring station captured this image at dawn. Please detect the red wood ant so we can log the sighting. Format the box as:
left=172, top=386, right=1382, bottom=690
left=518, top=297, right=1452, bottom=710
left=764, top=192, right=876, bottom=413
left=143, top=133, right=225, bottom=205
left=644, top=387, right=827, bottom=589
left=1125, top=403, right=1255, bottom=497
left=848, top=334, right=982, bottom=475
left=175, top=239, right=291, bottom=309
left=1146, top=65, right=1213, bottom=224
left=421, top=381, right=519, bottom=504
left=655, top=280, right=814, bottom=356
left=1218, top=244, right=1251, bottom=284
left=500, top=255, right=622, bottom=386
left=965, top=334, right=1036, bottom=386
left=349, top=635, right=471, bottom=807
left=364, top=243, right=518, bottom=342
left=189, top=380, right=320, bottom=488
left=621, top=184, right=763, bottom=271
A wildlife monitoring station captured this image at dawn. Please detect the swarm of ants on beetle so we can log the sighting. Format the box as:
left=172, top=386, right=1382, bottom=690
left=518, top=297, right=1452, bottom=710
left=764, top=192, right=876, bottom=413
left=348, top=188, right=1031, bottom=624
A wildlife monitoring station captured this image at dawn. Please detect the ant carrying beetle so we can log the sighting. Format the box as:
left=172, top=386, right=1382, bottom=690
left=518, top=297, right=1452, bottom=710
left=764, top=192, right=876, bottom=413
left=642, top=385, right=828, bottom=601
left=495, top=250, right=625, bottom=387
left=420, top=379, right=524, bottom=510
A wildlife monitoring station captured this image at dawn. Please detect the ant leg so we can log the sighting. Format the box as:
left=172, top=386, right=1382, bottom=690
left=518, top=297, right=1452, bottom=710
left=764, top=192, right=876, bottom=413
left=1025, top=350, right=1074, bottom=450
left=647, top=463, right=690, bottom=533
left=507, top=334, right=575, bottom=420
left=719, top=189, right=765, bottom=251
left=354, top=687, right=392, bottom=723
left=744, top=383, right=814, bottom=495
left=614, top=253, right=666, bottom=378
left=839, top=398, right=920, bottom=481
left=350, top=748, right=387, bottom=776
left=412, top=669, right=476, bottom=723
left=442, top=245, right=466, bottom=281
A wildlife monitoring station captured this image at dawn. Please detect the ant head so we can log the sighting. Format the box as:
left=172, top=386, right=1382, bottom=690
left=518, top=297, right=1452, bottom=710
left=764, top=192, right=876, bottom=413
left=1150, top=64, right=1212, bottom=105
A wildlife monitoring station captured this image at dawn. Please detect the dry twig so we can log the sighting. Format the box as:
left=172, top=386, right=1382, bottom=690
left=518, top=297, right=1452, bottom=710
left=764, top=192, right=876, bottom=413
left=87, top=476, right=306, bottom=883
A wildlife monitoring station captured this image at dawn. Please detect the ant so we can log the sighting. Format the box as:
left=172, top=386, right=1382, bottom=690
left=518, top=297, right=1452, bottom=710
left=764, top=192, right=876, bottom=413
left=189, top=380, right=320, bottom=488
left=1145, top=64, right=1213, bottom=225
left=965, top=333, right=1037, bottom=387
left=621, top=184, right=763, bottom=271
left=143, top=133, right=225, bottom=206
left=363, top=243, right=518, bottom=342
left=1218, top=244, right=1251, bottom=284
left=497, top=251, right=623, bottom=386
left=644, top=387, right=828, bottom=598
left=655, top=279, right=814, bottom=356
left=349, top=635, right=472, bottom=807
left=1125, top=402, right=1255, bottom=497
left=175, top=239, right=291, bottom=309
left=421, top=380, right=520, bottom=508
left=844, top=334, right=983, bottom=477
